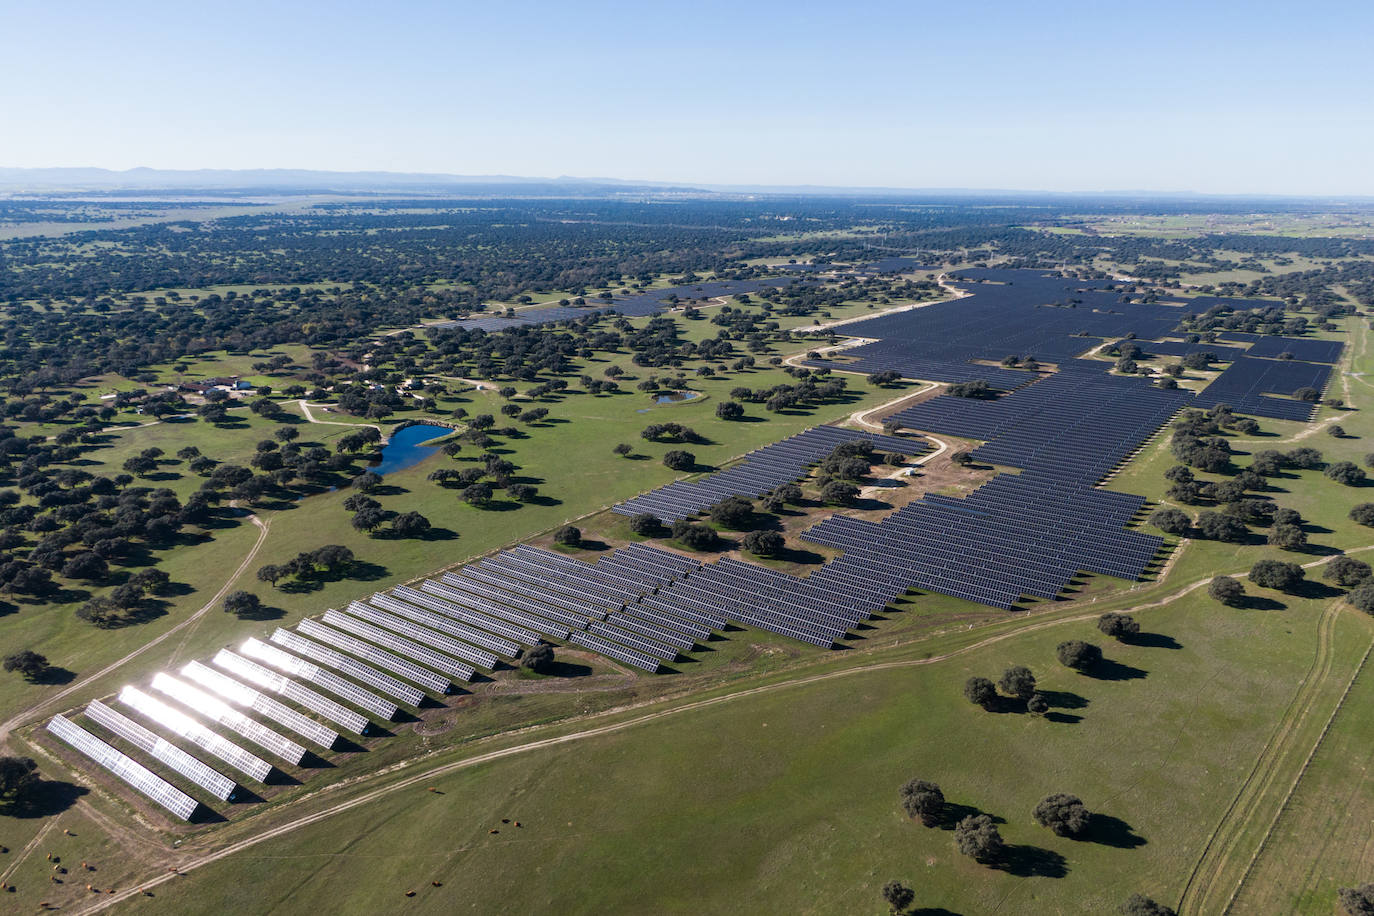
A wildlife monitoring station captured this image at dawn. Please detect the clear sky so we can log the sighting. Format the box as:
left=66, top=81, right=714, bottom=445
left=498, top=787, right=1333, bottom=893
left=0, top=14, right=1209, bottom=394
left=3, top=0, right=1372, bottom=194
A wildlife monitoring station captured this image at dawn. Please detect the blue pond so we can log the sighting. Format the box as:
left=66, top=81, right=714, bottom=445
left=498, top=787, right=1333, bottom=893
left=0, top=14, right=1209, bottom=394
left=369, top=424, right=451, bottom=475
left=636, top=390, right=701, bottom=413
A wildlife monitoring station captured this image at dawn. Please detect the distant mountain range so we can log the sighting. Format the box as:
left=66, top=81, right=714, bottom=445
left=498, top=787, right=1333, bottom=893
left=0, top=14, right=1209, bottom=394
left=0, top=167, right=1364, bottom=202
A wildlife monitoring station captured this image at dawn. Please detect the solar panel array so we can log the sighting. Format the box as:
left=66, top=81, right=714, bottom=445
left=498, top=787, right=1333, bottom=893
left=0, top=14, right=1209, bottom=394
left=84, top=700, right=236, bottom=802
left=1217, top=333, right=1343, bottom=364
left=151, top=673, right=308, bottom=766
left=48, top=714, right=199, bottom=821
left=118, top=685, right=273, bottom=783
left=613, top=425, right=923, bottom=523
left=241, top=636, right=400, bottom=720
left=1190, top=355, right=1332, bottom=420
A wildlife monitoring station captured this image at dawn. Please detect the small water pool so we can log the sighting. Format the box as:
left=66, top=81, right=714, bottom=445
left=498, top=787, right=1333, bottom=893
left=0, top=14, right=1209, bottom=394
left=368, top=424, right=451, bottom=476
left=637, top=390, right=701, bottom=412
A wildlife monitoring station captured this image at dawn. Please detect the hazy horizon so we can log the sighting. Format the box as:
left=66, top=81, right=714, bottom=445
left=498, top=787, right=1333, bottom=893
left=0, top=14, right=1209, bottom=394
left=3, top=0, right=1372, bottom=195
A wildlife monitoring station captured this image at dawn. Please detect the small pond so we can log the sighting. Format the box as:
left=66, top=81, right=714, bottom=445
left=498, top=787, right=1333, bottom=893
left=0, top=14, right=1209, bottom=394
left=637, top=390, right=701, bottom=412
left=368, top=424, right=451, bottom=475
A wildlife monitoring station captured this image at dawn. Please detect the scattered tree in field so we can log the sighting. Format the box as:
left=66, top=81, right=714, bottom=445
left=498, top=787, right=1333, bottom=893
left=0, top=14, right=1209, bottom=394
left=390, top=511, right=431, bottom=538
left=775, top=482, right=803, bottom=504
left=351, top=471, right=383, bottom=492
left=950, top=450, right=973, bottom=466
left=1326, top=556, right=1373, bottom=588
left=1327, top=462, right=1367, bottom=486
left=948, top=380, right=994, bottom=399
left=256, top=564, right=284, bottom=588
left=715, top=401, right=744, bottom=420
left=881, top=880, right=915, bottom=914
left=0, top=755, right=39, bottom=808
left=1149, top=508, right=1192, bottom=535
left=1339, top=883, right=1374, bottom=916
left=1120, top=894, right=1177, bottom=916
left=507, top=483, right=536, bottom=502
left=629, top=513, right=662, bottom=536
left=1348, top=582, right=1374, bottom=615
left=741, top=530, right=784, bottom=557
left=462, top=482, right=494, bottom=506
left=1351, top=504, right=1374, bottom=527
left=553, top=525, right=581, bottom=547
left=999, top=665, right=1037, bottom=701
left=1098, top=613, right=1140, bottom=640
left=223, top=590, right=262, bottom=617
left=670, top=519, right=719, bottom=550
left=1027, top=692, right=1050, bottom=716
left=351, top=506, right=388, bottom=532
left=821, top=480, right=859, bottom=505
left=709, top=495, right=755, bottom=529
left=3, top=650, right=49, bottom=681
left=1057, top=640, right=1102, bottom=671
left=1033, top=793, right=1091, bottom=837
left=1249, top=559, right=1305, bottom=592
left=954, top=814, right=1004, bottom=862
left=899, top=778, right=945, bottom=826
left=964, top=676, right=998, bottom=709
left=1209, top=576, right=1245, bottom=606
left=1267, top=523, right=1308, bottom=550
left=613, top=443, right=634, bottom=457
left=521, top=643, right=555, bottom=674
left=1329, top=425, right=1347, bottom=438
left=1195, top=511, right=1248, bottom=543
left=663, top=450, right=695, bottom=471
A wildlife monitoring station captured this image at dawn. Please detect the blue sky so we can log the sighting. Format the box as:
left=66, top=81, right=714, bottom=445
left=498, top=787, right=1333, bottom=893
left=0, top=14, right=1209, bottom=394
left=3, top=0, right=1372, bottom=194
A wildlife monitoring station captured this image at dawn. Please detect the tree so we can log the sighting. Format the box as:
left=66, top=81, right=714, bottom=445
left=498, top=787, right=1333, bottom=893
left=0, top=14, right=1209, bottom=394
left=670, top=519, right=718, bottom=550
left=881, top=880, right=915, bottom=914
left=998, top=665, right=1037, bottom=701
left=1027, top=692, right=1050, bottom=716
left=1326, top=461, right=1366, bottom=486
left=351, top=506, right=387, bottom=532
left=715, top=401, right=744, bottom=420
left=1267, top=523, right=1308, bottom=550
left=964, top=676, right=997, bottom=709
left=1033, top=793, right=1091, bottom=837
left=741, top=529, right=784, bottom=557
left=0, top=756, right=39, bottom=807
left=1195, top=511, right=1248, bottom=543
left=391, top=511, right=431, bottom=538
left=351, top=471, right=383, bottom=492
left=899, top=778, right=945, bottom=826
left=1325, top=556, right=1372, bottom=588
left=521, top=643, right=555, bottom=673
left=821, top=480, right=859, bottom=506
left=553, top=525, right=582, bottom=547
left=1249, top=559, right=1304, bottom=592
left=256, top=564, right=284, bottom=588
left=1209, top=575, right=1245, bottom=606
left=663, top=450, right=695, bottom=471
left=61, top=551, right=108, bottom=582
left=1339, top=883, right=1374, bottom=916
left=629, top=513, right=662, bottom=536
left=1120, top=894, right=1177, bottom=916
left=462, top=482, right=494, bottom=506
left=709, top=495, right=754, bottom=529
left=613, top=443, right=634, bottom=457
left=1057, top=640, right=1102, bottom=671
left=1148, top=507, right=1191, bottom=535
left=223, top=590, right=262, bottom=617
left=2, top=650, right=49, bottom=680
left=1347, top=581, right=1374, bottom=615
left=1352, top=504, right=1374, bottom=527
left=954, top=814, right=1004, bottom=862
left=947, top=380, right=994, bottom=399
left=1098, top=612, right=1140, bottom=640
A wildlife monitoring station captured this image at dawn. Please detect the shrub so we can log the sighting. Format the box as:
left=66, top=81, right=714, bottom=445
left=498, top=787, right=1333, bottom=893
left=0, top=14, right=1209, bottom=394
left=1351, top=504, right=1374, bottom=526
left=2, top=650, right=49, bottom=680
left=881, top=881, right=915, bottom=915
left=1348, top=581, right=1374, bottom=615
left=1120, top=895, right=1177, bottom=916
left=1056, top=640, right=1102, bottom=670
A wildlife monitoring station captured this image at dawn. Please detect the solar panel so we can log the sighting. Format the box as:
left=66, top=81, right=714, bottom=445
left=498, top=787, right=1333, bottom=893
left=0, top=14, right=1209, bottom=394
left=181, top=661, right=340, bottom=750
left=368, top=594, right=521, bottom=657
left=567, top=630, right=660, bottom=673
left=273, top=626, right=426, bottom=704
left=85, top=700, right=236, bottom=802
left=47, top=714, right=199, bottom=820
left=117, top=686, right=272, bottom=782
left=214, top=649, right=371, bottom=735
left=151, top=672, right=307, bottom=766
left=296, top=618, right=452, bottom=694
left=242, top=636, right=399, bottom=720
left=324, top=608, right=482, bottom=679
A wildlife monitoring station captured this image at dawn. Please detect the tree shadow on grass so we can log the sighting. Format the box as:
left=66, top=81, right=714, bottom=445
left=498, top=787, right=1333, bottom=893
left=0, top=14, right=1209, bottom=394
left=31, top=666, right=76, bottom=686
left=1124, top=631, right=1181, bottom=650
left=1038, top=689, right=1088, bottom=710
left=1292, top=580, right=1344, bottom=600
left=1083, top=658, right=1148, bottom=681
left=1080, top=813, right=1146, bottom=849
left=993, top=844, right=1069, bottom=878
left=1237, top=594, right=1286, bottom=611
left=937, top=802, right=1004, bottom=830
left=231, top=604, right=285, bottom=622
left=2, top=779, right=88, bottom=819
left=420, top=526, right=459, bottom=541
